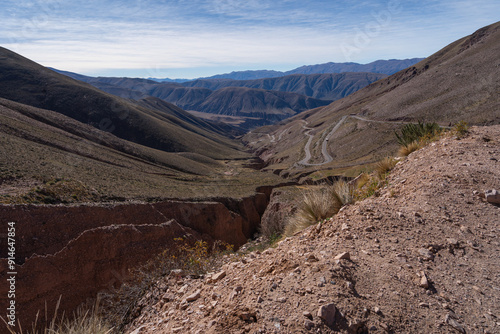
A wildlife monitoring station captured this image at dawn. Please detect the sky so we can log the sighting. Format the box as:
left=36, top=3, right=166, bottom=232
left=1, top=0, right=499, bottom=79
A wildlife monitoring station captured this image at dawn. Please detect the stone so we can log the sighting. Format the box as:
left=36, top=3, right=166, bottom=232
left=185, top=289, right=201, bottom=302
left=445, top=314, right=465, bottom=333
left=172, top=327, right=184, bottom=333
left=303, top=311, right=313, bottom=320
left=170, top=269, right=185, bottom=277
left=239, top=311, right=257, bottom=322
left=162, top=293, right=175, bottom=302
left=334, top=252, right=350, bottom=260
left=277, top=297, right=287, bottom=303
left=304, top=320, right=315, bottom=330
left=419, top=272, right=429, bottom=289
left=485, top=189, right=500, bottom=204
left=178, top=284, right=189, bottom=295
left=257, top=296, right=264, bottom=303
left=418, top=248, right=435, bottom=261
left=306, top=254, right=319, bottom=262
left=317, top=303, right=337, bottom=327
left=210, top=270, right=226, bottom=283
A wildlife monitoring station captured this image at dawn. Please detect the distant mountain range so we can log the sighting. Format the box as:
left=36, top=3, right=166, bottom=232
left=182, top=72, right=387, bottom=100
left=148, top=58, right=423, bottom=82
left=55, top=68, right=393, bottom=129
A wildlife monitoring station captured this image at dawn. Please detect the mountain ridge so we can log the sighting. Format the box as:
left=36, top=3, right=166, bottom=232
left=146, top=58, right=423, bottom=82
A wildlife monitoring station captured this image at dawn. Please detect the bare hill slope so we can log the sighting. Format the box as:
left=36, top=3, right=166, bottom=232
left=0, top=47, right=243, bottom=159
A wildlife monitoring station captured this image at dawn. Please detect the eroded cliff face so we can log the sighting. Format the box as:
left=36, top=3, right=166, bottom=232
left=0, top=193, right=270, bottom=331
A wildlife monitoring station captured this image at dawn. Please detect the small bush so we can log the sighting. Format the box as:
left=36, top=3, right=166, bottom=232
left=395, top=121, right=441, bottom=147
left=98, top=238, right=233, bottom=331
left=453, top=121, right=469, bottom=138
left=331, top=179, right=354, bottom=206
left=284, top=184, right=345, bottom=237
left=398, top=140, right=422, bottom=157
left=375, top=157, right=397, bottom=180
left=354, top=177, right=382, bottom=201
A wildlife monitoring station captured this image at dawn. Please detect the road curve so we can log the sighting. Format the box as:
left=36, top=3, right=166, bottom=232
left=297, top=115, right=442, bottom=167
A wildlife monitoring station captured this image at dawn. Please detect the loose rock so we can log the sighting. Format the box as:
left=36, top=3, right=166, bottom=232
left=185, top=289, right=201, bottom=302
left=334, top=252, right=350, bottom=260
left=317, top=303, right=337, bottom=327
left=485, top=189, right=500, bottom=204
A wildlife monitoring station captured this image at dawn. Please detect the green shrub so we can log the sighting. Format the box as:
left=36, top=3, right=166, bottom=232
left=395, top=121, right=441, bottom=147
left=453, top=121, right=469, bottom=138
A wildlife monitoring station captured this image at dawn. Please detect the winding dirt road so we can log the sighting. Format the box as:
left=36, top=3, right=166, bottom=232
left=297, top=115, right=436, bottom=166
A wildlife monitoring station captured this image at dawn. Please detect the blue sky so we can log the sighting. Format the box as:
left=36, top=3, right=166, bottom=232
left=1, top=0, right=499, bottom=79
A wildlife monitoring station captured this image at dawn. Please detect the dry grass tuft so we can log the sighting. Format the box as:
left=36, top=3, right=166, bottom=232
left=285, top=188, right=340, bottom=236
left=284, top=179, right=355, bottom=237
left=332, top=179, right=355, bottom=206
left=376, top=157, right=397, bottom=180
left=3, top=297, right=113, bottom=334
left=398, top=140, right=422, bottom=157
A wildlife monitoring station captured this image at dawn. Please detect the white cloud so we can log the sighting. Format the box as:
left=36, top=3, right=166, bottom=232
left=1, top=0, right=499, bottom=77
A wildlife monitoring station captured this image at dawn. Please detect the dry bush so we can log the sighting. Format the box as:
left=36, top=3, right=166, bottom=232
left=332, top=179, right=355, bottom=206
left=398, top=140, right=422, bottom=157
left=376, top=157, right=397, bottom=180
left=284, top=186, right=342, bottom=237
left=453, top=120, right=469, bottom=139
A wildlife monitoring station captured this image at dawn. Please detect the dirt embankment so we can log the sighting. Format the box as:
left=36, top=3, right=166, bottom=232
left=0, top=192, right=270, bottom=331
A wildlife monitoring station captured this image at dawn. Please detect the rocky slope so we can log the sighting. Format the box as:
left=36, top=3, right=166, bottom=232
left=124, top=125, right=500, bottom=333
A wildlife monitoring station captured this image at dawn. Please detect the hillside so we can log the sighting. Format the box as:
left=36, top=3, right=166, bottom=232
left=244, top=22, right=500, bottom=177
left=0, top=47, right=243, bottom=160
left=0, top=97, right=281, bottom=201
left=190, top=87, right=331, bottom=124
left=124, top=125, right=500, bottom=333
